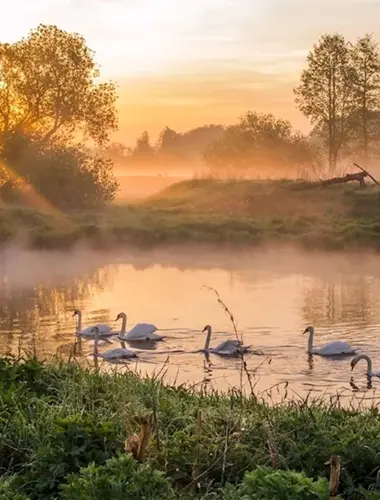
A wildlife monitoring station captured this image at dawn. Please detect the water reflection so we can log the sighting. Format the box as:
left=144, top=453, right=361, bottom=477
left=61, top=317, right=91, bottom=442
left=1, top=245, right=380, bottom=402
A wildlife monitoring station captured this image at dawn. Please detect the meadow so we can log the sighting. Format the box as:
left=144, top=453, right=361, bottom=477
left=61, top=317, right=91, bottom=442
left=1, top=179, right=380, bottom=250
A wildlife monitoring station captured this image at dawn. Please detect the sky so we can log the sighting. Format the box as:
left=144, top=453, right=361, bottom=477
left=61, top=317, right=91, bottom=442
left=1, top=0, right=380, bottom=144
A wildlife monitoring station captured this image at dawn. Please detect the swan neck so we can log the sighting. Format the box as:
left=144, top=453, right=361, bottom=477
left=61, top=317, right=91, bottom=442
left=77, top=311, right=82, bottom=333
left=121, top=314, right=127, bottom=335
left=204, top=328, right=212, bottom=351
left=93, top=333, right=99, bottom=358
left=362, top=355, right=372, bottom=374
left=307, top=330, right=314, bottom=354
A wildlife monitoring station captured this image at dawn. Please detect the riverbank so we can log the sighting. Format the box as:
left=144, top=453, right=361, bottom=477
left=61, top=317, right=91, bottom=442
left=1, top=179, right=380, bottom=250
left=0, top=355, right=379, bottom=499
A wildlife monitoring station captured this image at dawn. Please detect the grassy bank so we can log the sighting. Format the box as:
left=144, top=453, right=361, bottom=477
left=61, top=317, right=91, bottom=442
left=0, top=356, right=380, bottom=499
left=2, top=179, right=380, bottom=249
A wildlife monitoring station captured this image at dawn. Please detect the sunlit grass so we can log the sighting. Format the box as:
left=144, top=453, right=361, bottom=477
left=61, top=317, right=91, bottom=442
left=0, top=354, right=379, bottom=498
left=1, top=179, right=380, bottom=249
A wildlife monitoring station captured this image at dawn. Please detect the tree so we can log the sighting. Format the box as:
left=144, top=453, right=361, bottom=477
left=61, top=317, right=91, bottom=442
left=350, top=34, right=380, bottom=162
left=132, top=131, right=154, bottom=157
left=294, top=34, right=355, bottom=173
left=0, top=132, right=118, bottom=207
left=156, top=127, right=180, bottom=154
left=0, top=24, right=117, bottom=145
left=204, top=112, right=316, bottom=175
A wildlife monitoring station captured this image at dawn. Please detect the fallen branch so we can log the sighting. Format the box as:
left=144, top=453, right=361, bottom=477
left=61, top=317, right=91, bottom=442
left=353, top=162, right=380, bottom=186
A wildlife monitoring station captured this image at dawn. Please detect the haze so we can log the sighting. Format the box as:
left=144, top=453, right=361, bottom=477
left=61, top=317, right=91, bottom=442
left=2, top=0, right=380, bottom=142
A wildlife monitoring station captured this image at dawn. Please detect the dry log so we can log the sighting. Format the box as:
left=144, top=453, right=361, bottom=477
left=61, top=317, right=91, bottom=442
left=319, top=171, right=367, bottom=188
left=292, top=171, right=368, bottom=190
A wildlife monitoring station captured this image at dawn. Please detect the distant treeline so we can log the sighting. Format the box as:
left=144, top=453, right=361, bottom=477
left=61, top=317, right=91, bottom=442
left=103, top=33, right=380, bottom=177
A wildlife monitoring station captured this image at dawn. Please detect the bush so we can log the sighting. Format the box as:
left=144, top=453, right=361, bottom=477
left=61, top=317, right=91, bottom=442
left=222, top=467, right=331, bottom=499
left=0, top=476, right=30, bottom=500
left=0, top=132, right=118, bottom=208
left=60, top=454, right=175, bottom=500
left=24, top=414, right=122, bottom=499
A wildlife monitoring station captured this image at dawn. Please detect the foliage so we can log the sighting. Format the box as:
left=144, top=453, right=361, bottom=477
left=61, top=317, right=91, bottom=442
left=221, top=467, right=331, bottom=499
left=349, top=34, right=380, bottom=161
left=132, top=130, right=155, bottom=158
left=294, top=34, right=355, bottom=173
left=0, top=132, right=118, bottom=208
left=0, top=24, right=117, bottom=145
left=204, top=112, right=317, bottom=174
left=23, top=414, right=122, bottom=499
left=0, top=477, right=29, bottom=500
left=61, top=454, right=175, bottom=500
left=0, top=355, right=377, bottom=498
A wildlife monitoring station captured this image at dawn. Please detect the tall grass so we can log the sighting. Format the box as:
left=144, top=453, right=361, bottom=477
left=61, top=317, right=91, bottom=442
left=0, top=352, right=379, bottom=498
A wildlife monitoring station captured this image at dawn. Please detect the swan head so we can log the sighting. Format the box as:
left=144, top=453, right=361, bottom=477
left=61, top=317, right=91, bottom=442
left=73, top=309, right=80, bottom=317
left=303, top=326, right=314, bottom=335
left=202, top=325, right=211, bottom=334
left=350, top=358, right=357, bottom=371
left=115, top=312, right=126, bottom=321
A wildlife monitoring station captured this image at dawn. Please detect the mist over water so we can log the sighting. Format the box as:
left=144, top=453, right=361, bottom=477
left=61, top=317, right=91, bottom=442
left=1, top=244, right=380, bottom=401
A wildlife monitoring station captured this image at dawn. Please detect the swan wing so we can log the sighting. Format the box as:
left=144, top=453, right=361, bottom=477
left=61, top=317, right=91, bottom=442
left=315, top=341, right=356, bottom=356
left=81, top=324, right=113, bottom=337
left=103, top=348, right=136, bottom=359
left=146, top=332, right=164, bottom=341
left=125, top=323, right=158, bottom=340
left=212, top=339, right=242, bottom=354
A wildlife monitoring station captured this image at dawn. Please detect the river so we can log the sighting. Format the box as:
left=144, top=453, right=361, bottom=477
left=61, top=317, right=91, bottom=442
left=1, top=244, right=380, bottom=402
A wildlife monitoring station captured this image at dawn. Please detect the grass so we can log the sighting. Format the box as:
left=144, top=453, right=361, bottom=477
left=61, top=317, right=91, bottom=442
left=1, top=354, right=380, bottom=498
left=2, top=178, right=380, bottom=249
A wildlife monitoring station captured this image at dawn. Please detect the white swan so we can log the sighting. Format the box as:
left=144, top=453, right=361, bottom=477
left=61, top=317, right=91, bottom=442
left=303, top=326, right=357, bottom=356
left=202, top=325, right=250, bottom=356
left=92, top=327, right=137, bottom=361
left=116, top=312, right=163, bottom=342
left=351, top=354, right=380, bottom=377
left=73, top=309, right=114, bottom=339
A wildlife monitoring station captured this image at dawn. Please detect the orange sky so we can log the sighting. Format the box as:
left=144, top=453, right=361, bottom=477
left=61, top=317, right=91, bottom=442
left=1, top=0, right=380, bottom=144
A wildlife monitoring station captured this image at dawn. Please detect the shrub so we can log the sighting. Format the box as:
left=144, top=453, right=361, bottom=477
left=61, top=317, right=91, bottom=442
left=222, top=467, right=331, bottom=499
left=60, top=454, right=175, bottom=500
left=24, top=414, right=122, bottom=499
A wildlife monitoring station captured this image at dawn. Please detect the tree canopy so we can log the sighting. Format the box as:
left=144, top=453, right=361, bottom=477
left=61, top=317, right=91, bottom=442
left=0, top=24, right=118, bottom=207
left=204, top=112, right=316, bottom=175
left=0, top=24, right=117, bottom=146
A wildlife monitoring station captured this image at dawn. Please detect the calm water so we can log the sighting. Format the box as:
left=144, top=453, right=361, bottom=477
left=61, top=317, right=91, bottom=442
left=1, top=245, right=380, bottom=402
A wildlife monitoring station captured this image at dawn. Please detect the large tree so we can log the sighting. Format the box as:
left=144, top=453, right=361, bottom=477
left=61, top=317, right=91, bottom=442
left=294, top=34, right=355, bottom=173
left=350, top=34, right=380, bottom=162
left=0, top=24, right=117, bottom=145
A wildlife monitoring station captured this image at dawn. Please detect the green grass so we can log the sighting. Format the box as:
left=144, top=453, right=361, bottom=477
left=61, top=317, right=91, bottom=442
left=0, top=355, right=380, bottom=498
left=2, top=179, right=380, bottom=249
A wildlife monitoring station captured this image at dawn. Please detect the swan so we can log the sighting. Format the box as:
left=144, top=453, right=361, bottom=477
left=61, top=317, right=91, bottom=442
left=116, top=312, right=163, bottom=342
left=202, top=325, right=250, bottom=356
left=303, top=326, right=357, bottom=356
left=73, top=309, right=114, bottom=339
left=92, top=327, right=137, bottom=361
left=351, top=354, right=380, bottom=378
